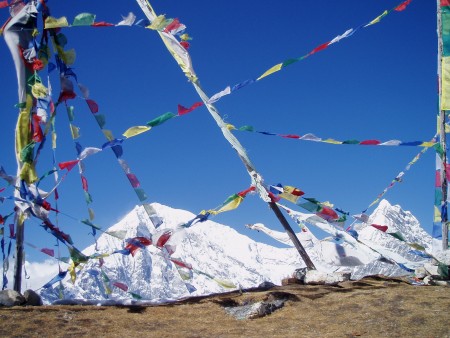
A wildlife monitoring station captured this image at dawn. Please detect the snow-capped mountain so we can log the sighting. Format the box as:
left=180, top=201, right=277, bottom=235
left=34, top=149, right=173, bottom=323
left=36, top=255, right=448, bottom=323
left=40, top=199, right=435, bottom=303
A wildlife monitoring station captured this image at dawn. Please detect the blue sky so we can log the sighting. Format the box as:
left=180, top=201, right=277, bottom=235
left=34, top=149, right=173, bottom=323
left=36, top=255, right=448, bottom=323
left=0, top=0, right=438, bottom=263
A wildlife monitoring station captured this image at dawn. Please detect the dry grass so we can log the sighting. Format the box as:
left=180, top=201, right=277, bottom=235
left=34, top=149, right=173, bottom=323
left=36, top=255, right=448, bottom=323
left=0, top=276, right=449, bottom=337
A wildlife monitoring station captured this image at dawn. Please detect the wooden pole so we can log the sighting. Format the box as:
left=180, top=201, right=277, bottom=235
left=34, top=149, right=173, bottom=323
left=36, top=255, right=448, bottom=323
left=13, top=215, right=24, bottom=293
left=135, top=0, right=316, bottom=268
left=268, top=202, right=316, bottom=269
left=437, top=0, right=449, bottom=250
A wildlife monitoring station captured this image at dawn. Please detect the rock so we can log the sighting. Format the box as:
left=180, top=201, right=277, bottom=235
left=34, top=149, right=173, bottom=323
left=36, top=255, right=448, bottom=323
left=24, top=289, right=43, bottom=306
left=293, top=268, right=308, bottom=281
left=224, top=299, right=286, bottom=320
left=434, top=280, right=450, bottom=286
left=423, top=276, right=435, bottom=286
left=281, top=277, right=302, bottom=286
left=257, top=281, right=276, bottom=290
left=414, top=266, right=427, bottom=279
left=424, top=262, right=439, bottom=276
left=304, top=270, right=351, bottom=285
left=0, top=290, right=26, bottom=307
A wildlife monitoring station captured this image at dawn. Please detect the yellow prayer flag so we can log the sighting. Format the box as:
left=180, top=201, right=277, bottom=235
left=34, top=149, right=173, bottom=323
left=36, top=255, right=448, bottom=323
left=60, top=48, right=76, bottom=66
left=434, top=206, right=441, bottom=223
left=217, top=196, right=243, bottom=214
left=44, top=16, right=69, bottom=29
left=226, top=124, right=236, bottom=131
left=257, top=63, right=283, bottom=81
left=123, top=126, right=151, bottom=138
left=70, top=124, right=80, bottom=139
left=365, top=10, right=388, bottom=27
left=52, top=131, right=57, bottom=149
left=31, top=82, right=48, bottom=98
left=441, top=57, right=450, bottom=110
left=147, top=15, right=167, bottom=30
left=323, top=138, right=342, bottom=145
left=102, top=129, right=114, bottom=141
left=420, top=142, right=436, bottom=148
left=214, top=278, right=236, bottom=289
left=88, top=208, right=95, bottom=221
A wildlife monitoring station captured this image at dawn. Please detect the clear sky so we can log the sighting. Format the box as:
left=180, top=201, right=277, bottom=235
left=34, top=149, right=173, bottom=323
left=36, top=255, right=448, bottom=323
left=0, top=0, right=438, bottom=264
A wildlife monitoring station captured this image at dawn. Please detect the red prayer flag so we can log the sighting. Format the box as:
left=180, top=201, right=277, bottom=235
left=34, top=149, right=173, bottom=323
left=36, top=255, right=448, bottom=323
left=58, top=160, right=80, bottom=171
left=395, top=0, right=412, bottom=11
left=41, top=248, right=55, bottom=257
left=316, top=206, right=338, bottom=221
left=156, top=231, right=172, bottom=248
left=177, top=102, right=203, bottom=115
left=58, top=90, right=76, bottom=102
left=163, top=18, right=182, bottom=33
left=281, top=134, right=301, bottom=139
left=370, top=224, right=388, bottom=232
left=0, top=1, right=8, bottom=9
left=180, top=41, right=190, bottom=49
left=0, top=215, right=4, bottom=225
left=86, top=99, right=99, bottom=114
left=237, top=186, right=256, bottom=197
left=126, top=173, right=140, bottom=188
left=441, top=0, right=450, bottom=7
left=91, top=22, right=114, bottom=27
left=81, top=175, right=88, bottom=191
left=360, top=140, right=381, bottom=145
left=170, top=258, right=192, bottom=269
left=32, top=114, right=43, bottom=142
left=309, top=42, right=330, bottom=55
left=113, top=282, right=129, bottom=291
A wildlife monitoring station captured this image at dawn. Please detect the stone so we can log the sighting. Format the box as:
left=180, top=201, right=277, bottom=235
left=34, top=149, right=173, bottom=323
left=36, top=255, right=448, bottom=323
left=423, top=262, right=439, bottom=276
left=224, top=299, right=286, bottom=320
left=414, top=266, right=427, bottom=279
left=0, top=290, right=26, bottom=307
left=434, top=280, right=450, bottom=286
left=423, top=276, right=435, bottom=286
left=304, top=270, right=350, bottom=285
left=24, top=289, right=43, bottom=306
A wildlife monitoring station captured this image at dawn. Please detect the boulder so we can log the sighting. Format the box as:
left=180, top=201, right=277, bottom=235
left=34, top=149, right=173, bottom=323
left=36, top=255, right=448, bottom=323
left=224, top=299, right=286, bottom=320
left=424, top=262, right=440, bottom=276
left=24, top=289, right=43, bottom=306
left=0, top=290, right=26, bottom=307
left=304, top=270, right=350, bottom=285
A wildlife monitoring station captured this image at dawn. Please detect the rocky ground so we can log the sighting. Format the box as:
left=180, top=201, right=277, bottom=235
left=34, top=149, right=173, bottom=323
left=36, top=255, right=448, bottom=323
left=0, top=276, right=449, bottom=337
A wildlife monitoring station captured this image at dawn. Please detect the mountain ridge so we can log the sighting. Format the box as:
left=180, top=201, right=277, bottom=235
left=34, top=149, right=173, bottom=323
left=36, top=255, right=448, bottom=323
left=40, top=199, right=437, bottom=303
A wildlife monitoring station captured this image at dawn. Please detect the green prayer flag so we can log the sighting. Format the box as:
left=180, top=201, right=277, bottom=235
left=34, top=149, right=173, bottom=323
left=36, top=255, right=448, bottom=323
left=72, top=13, right=96, bottom=26
left=20, top=142, right=35, bottom=163
left=95, top=114, right=106, bottom=128
left=66, top=106, right=75, bottom=122
left=442, top=7, right=450, bottom=57
left=282, top=59, right=298, bottom=67
left=146, top=112, right=176, bottom=127
left=238, top=125, right=254, bottom=132
left=81, top=219, right=101, bottom=230
left=134, top=188, right=147, bottom=202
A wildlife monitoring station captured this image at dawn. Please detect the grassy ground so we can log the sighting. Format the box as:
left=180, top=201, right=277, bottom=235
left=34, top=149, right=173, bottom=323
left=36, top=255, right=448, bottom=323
left=0, top=276, right=449, bottom=338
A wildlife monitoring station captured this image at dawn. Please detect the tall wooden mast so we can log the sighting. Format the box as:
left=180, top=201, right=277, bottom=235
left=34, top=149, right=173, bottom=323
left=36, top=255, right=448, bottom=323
left=438, top=0, right=449, bottom=251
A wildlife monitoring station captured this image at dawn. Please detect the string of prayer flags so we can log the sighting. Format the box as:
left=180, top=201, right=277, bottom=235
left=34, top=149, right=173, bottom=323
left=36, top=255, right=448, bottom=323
left=269, top=183, right=348, bottom=225
left=186, top=0, right=415, bottom=108
left=228, top=123, right=436, bottom=148
left=50, top=29, right=164, bottom=228
left=204, top=186, right=255, bottom=216
left=363, top=142, right=432, bottom=213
